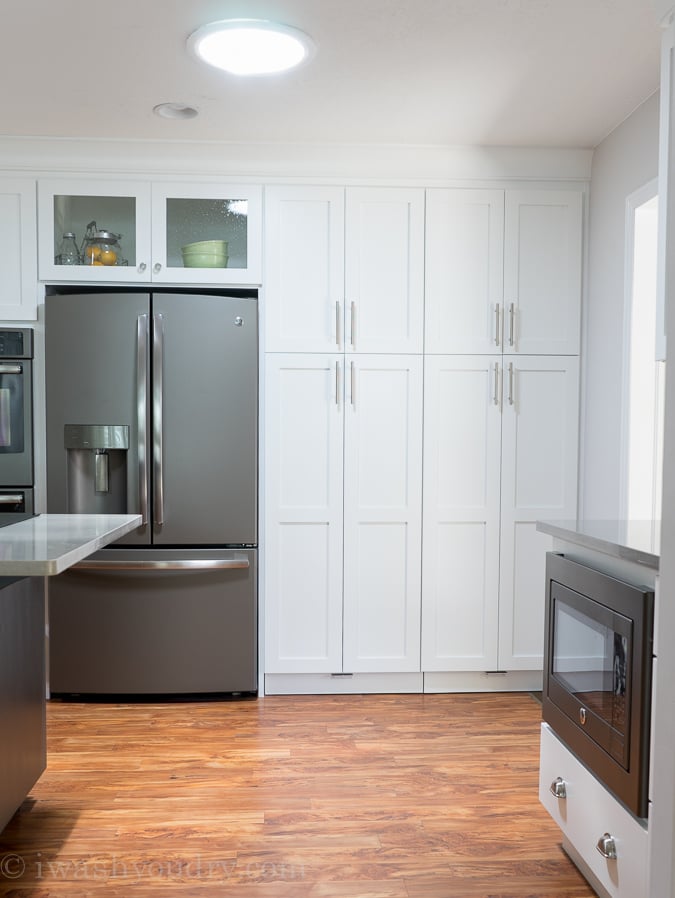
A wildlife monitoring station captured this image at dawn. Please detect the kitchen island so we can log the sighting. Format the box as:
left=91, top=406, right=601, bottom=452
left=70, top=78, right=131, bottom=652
left=535, top=519, right=659, bottom=898
left=0, top=513, right=141, bottom=833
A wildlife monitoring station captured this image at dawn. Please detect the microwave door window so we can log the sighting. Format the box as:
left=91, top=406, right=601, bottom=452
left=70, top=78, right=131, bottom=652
left=553, top=602, right=628, bottom=740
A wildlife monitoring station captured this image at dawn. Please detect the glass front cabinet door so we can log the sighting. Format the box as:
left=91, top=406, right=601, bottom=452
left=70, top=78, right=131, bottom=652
left=38, top=180, right=262, bottom=285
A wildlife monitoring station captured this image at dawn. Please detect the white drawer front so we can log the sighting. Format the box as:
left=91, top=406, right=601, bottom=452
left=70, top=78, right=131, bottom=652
left=539, top=723, right=648, bottom=898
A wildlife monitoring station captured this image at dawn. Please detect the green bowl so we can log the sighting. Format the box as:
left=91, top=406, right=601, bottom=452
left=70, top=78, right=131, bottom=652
left=182, top=251, right=229, bottom=268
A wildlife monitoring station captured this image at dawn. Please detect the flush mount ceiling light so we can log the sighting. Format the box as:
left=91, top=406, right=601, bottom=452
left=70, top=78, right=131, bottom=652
left=187, top=19, right=315, bottom=76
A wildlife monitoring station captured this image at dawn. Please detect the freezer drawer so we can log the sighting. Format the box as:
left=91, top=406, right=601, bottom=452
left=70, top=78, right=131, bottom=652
left=48, top=548, right=257, bottom=695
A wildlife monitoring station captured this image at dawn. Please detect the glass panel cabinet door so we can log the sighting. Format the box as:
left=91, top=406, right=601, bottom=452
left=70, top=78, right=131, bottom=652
left=151, top=184, right=262, bottom=285
left=37, top=179, right=153, bottom=282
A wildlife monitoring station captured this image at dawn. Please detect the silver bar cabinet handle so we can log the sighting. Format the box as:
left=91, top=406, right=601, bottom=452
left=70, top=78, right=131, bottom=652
left=508, top=362, right=514, bottom=406
left=493, top=362, right=500, bottom=406
left=495, top=304, right=501, bottom=347
left=0, top=494, right=24, bottom=504
left=153, top=313, right=165, bottom=526
left=73, top=558, right=250, bottom=572
left=351, top=360, right=356, bottom=406
left=350, top=301, right=356, bottom=349
left=136, top=314, right=149, bottom=525
left=0, top=364, right=22, bottom=375
left=336, top=301, right=341, bottom=348
left=509, top=302, right=515, bottom=347
left=596, top=833, right=617, bottom=860
left=335, top=360, right=341, bottom=406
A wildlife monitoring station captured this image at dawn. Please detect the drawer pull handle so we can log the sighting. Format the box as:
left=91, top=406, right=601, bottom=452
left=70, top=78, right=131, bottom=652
left=549, top=777, right=567, bottom=800
left=596, top=833, right=617, bottom=860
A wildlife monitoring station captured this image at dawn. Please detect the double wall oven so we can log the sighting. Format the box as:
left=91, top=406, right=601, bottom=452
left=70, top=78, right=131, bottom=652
left=0, top=328, right=34, bottom=514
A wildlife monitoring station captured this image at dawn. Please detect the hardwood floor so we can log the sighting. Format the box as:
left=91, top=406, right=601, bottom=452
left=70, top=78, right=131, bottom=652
left=0, top=693, right=596, bottom=897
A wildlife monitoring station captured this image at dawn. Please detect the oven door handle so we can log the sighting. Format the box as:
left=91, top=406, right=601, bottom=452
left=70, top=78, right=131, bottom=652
left=0, top=494, right=24, bottom=504
left=0, top=365, right=22, bottom=375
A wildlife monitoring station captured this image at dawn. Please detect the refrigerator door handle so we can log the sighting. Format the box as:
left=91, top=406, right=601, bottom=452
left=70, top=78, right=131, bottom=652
left=137, top=314, right=149, bottom=525
left=71, top=558, right=250, bottom=571
left=152, top=312, right=165, bottom=526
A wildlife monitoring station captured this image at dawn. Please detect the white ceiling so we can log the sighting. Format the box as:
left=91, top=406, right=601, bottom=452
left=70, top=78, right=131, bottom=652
left=0, top=0, right=661, bottom=149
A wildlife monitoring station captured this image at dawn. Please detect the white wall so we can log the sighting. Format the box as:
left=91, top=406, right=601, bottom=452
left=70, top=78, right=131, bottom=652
left=581, top=92, right=660, bottom=518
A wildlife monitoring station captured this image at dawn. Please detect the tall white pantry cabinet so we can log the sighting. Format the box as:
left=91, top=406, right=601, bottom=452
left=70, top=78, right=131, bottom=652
left=264, top=186, right=424, bottom=681
left=263, top=184, right=583, bottom=692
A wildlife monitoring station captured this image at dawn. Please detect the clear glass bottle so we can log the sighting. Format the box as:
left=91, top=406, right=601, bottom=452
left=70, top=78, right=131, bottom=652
left=55, top=232, right=81, bottom=265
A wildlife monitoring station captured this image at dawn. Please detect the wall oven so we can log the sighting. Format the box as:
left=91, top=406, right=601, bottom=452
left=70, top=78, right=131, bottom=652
left=542, top=552, right=654, bottom=819
left=0, top=328, right=33, bottom=498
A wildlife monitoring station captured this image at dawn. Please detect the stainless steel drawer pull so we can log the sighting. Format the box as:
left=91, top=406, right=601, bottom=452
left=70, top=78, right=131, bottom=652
left=549, top=777, right=567, bottom=799
left=350, top=301, right=356, bottom=349
left=73, top=558, right=250, bottom=571
left=509, top=302, right=515, bottom=346
left=335, top=360, right=341, bottom=406
left=0, top=494, right=23, bottom=504
left=0, top=365, right=22, bottom=375
left=508, top=362, right=514, bottom=406
left=596, top=833, right=617, bottom=860
left=495, top=304, right=501, bottom=347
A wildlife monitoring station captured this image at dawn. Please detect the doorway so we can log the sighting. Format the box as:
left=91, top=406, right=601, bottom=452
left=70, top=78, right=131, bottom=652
left=621, top=181, right=664, bottom=528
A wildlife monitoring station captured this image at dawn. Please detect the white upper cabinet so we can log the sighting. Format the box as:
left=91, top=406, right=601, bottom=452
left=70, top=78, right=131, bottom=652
left=150, top=183, right=262, bottom=284
left=264, top=185, right=345, bottom=352
left=425, top=190, right=505, bottom=354
left=425, top=187, right=583, bottom=355
left=0, top=178, right=37, bottom=320
left=503, top=190, right=582, bottom=355
left=345, top=187, right=425, bottom=353
left=264, top=185, right=425, bottom=354
left=37, top=179, right=262, bottom=285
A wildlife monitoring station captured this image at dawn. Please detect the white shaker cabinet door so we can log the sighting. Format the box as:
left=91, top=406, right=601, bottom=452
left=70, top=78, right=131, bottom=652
left=425, top=189, right=505, bottom=354
left=504, top=190, right=583, bottom=355
left=264, top=186, right=345, bottom=352
left=421, top=356, right=502, bottom=671
left=0, top=178, right=37, bottom=320
left=498, top=356, right=579, bottom=670
left=264, top=354, right=344, bottom=673
left=345, top=188, right=425, bottom=354
left=342, top=355, right=423, bottom=672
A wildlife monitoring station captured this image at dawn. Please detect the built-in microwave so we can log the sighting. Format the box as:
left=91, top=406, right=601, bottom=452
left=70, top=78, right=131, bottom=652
left=542, top=552, right=654, bottom=819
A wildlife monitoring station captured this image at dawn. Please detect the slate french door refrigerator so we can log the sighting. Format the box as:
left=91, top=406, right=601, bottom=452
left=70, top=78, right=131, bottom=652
left=45, top=288, right=258, bottom=695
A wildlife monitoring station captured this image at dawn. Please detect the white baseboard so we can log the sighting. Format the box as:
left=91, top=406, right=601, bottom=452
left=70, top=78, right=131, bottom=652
left=423, top=670, right=542, bottom=692
left=264, top=669, right=543, bottom=695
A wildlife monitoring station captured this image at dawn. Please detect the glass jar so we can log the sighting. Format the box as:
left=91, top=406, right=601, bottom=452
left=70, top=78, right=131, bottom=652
left=80, top=222, right=127, bottom=267
left=55, top=232, right=81, bottom=265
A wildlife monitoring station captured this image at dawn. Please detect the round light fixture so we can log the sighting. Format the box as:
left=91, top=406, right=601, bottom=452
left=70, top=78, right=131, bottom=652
left=187, top=19, right=315, bottom=76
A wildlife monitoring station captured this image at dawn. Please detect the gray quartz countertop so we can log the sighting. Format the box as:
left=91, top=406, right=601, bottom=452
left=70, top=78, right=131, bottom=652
left=0, top=514, right=142, bottom=576
left=536, top=519, right=660, bottom=570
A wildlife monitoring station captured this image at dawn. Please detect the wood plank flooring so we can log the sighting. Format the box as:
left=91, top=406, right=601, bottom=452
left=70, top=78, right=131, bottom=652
left=0, top=693, right=596, bottom=897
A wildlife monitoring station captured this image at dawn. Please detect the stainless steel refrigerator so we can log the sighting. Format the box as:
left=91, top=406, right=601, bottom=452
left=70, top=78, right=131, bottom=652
left=45, top=289, right=258, bottom=695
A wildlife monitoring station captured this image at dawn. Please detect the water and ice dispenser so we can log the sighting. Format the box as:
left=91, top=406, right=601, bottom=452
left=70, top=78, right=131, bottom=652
left=64, top=424, right=129, bottom=514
